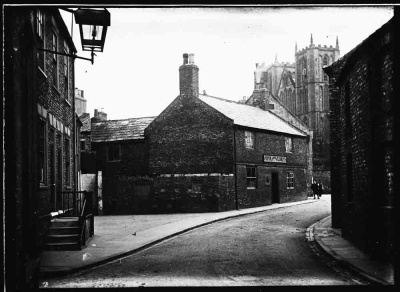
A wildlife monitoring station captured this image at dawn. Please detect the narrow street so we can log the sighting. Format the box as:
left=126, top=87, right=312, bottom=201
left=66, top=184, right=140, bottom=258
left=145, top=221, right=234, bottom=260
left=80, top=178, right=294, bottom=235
left=41, top=196, right=368, bottom=287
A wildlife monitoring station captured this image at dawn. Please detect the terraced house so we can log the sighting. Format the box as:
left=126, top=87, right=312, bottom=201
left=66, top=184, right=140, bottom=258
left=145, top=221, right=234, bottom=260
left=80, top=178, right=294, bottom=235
left=4, top=6, right=82, bottom=289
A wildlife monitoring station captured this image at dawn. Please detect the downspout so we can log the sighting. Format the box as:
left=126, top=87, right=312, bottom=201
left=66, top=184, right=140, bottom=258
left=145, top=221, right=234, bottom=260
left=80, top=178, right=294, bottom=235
left=233, top=125, right=239, bottom=210
left=73, top=57, right=77, bottom=192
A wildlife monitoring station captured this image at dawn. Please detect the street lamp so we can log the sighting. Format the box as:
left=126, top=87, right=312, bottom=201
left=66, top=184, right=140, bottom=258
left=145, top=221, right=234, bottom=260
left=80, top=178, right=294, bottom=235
left=39, top=7, right=110, bottom=64
left=74, top=8, right=110, bottom=53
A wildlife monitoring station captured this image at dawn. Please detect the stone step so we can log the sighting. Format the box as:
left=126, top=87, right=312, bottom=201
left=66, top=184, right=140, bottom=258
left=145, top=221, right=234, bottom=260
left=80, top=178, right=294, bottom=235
left=46, top=234, right=80, bottom=244
left=51, top=217, right=80, bottom=227
left=43, top=242, right=81, bottom=251
left=48, top=226, right=80, bottom=236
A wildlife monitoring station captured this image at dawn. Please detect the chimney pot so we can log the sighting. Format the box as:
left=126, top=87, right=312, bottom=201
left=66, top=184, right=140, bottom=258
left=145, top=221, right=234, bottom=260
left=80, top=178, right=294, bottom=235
left=188, top=53, right=194, bottom=64
left=183, top=53, right=188, bottom=65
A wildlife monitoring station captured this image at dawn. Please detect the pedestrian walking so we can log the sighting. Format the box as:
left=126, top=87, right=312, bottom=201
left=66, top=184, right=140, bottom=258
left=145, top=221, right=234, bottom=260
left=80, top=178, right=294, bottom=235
left=311, top=181, right=318, bottom=199
left=317, top=182, right=323, bottom=199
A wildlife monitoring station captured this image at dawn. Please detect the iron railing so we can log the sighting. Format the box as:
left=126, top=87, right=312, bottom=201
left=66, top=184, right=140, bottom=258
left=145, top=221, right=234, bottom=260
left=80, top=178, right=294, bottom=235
left=59, top=191, right=94, bottom=246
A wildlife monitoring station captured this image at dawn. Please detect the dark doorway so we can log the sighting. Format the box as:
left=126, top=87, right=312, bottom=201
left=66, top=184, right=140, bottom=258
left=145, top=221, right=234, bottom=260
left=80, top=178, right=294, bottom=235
left=271, top=172, right=280, bottom=203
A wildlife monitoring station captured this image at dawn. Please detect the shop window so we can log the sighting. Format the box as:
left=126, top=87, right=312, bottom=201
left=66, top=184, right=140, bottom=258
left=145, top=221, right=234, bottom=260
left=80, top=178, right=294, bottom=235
left=245, top=131, right=255, bottom=149
left=246, top=166, right=257, bottom=189
left=287, top=171, right=294, bottom=189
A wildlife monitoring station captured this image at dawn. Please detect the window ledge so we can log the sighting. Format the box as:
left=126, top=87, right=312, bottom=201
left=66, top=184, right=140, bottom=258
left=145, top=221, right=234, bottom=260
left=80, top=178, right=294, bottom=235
left=63, top=98, right=72, bottom=107
left=37, top=66, right=47, bottom=78
left=52, top=85, right=61, bottom=95
left=39, top=184, right=49, bottom=190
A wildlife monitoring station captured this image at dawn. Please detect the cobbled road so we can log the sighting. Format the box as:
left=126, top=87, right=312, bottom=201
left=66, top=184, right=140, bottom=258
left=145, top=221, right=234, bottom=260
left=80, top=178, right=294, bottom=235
left=41, top=196, right=368, bottom=287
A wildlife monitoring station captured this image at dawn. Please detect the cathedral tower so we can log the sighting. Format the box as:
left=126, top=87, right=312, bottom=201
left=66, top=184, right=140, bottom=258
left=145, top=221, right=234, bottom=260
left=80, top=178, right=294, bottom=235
left=295, top=34, right=340, bottom=188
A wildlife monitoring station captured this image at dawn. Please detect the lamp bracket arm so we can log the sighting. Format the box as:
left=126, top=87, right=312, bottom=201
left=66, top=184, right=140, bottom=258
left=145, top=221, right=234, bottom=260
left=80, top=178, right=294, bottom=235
left=37, top=48, right=93, bottom=63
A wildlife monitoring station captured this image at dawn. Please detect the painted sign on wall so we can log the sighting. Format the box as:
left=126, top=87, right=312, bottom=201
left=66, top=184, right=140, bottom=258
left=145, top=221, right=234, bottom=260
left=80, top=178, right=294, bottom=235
left=263, top=155, right=286, bottom=163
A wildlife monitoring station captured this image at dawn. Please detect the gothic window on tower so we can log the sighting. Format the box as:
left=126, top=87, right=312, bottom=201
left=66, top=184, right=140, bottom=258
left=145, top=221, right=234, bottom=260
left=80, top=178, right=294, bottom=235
left=323, top=55, right=329, bottom=67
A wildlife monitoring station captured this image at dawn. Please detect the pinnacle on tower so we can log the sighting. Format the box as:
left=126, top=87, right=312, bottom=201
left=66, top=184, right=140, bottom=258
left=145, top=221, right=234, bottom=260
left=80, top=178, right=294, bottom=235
left=310, top=33, right=314, bottom=46
left=275, top=53, right=278, bottom=63
left=336, top=36, right=339, bottom=48
left=295, top=42, right=297, bottom=53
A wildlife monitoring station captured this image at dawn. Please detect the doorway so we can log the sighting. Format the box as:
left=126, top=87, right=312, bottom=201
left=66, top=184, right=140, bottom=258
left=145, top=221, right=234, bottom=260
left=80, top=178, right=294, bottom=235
left=271, top=172, right=280, bottom=203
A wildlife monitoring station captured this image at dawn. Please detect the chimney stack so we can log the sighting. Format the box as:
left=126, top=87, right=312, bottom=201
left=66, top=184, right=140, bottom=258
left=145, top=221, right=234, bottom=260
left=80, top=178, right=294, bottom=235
left=179, top=53, right=199, bottom=97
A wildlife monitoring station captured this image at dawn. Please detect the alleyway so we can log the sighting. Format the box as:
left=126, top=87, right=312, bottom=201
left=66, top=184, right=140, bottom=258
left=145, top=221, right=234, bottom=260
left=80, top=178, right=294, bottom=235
left=41, top=196, right=368, bottom=287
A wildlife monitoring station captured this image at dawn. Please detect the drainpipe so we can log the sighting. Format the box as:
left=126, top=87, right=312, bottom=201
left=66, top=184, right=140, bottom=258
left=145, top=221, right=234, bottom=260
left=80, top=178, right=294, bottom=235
left=233, top=126, right=239, bottom=210
left=73, top=57, right=77, bottom=193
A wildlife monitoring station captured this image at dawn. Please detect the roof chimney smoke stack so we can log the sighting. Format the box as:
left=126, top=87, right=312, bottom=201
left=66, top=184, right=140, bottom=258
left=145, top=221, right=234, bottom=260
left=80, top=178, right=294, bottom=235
left=183, top=53, right=188, bottom=65
left=188, top=53, right=194, bottom=64
left=179, top=53, right=199, bottom=97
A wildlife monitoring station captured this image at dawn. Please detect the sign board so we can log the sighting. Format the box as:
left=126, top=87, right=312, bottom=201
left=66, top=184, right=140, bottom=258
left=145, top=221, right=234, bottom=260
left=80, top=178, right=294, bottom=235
left=263, top=155, right=286, bottom=164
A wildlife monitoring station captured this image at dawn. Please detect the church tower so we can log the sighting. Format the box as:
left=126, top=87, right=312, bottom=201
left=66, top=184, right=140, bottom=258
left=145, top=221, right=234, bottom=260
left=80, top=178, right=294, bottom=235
left=295, top=34, right=340, bottom=188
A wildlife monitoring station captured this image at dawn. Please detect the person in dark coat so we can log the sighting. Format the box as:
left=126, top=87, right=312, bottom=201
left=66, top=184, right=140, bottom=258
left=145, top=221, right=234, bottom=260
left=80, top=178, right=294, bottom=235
left=317, top=182, right=323, bottom=199
left=311, top=181, right=318, bottom=199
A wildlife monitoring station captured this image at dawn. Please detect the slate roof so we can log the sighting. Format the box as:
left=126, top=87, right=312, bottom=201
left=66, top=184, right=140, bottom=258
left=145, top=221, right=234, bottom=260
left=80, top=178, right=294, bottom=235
left=198, top=94, right=307, bottom=137
left=79, top=113, right=91, bottom=132
left=91, top=117, right=156, bottom=143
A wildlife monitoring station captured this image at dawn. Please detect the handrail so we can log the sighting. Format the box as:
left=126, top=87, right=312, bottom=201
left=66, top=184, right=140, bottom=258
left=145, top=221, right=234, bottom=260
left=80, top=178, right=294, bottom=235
left=57, top=191, right=94, bottom=247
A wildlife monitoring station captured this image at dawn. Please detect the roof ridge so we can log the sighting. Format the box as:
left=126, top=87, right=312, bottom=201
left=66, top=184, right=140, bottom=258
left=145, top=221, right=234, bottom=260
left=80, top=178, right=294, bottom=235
left=93, top=116, right=157, bottom=123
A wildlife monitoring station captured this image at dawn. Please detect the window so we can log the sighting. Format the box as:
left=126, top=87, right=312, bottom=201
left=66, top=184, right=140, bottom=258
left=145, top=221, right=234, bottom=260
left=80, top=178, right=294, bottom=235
left=192, top=181, right=202, bottom=193
left=246, top=166, right=257, bottom=189
left=65, top=137, right=71, bottom=186
left=36, top=10, right=45, bottom=70
left=323, top=55, right=329, bottom=67
left=64, top=41, right=69, bottom=100
left=245, top=131, right=255, bottom=149
left=52, top=30, right=58, bottom=88
left=287, top=172, right=294, bottom=189
left=285, top=136, right=293, bottom=153
left=107, top=144, right=121, bottom=161
left=81, top=140, right=86, bottom=151
left=38, top=118, right=47, bottom=184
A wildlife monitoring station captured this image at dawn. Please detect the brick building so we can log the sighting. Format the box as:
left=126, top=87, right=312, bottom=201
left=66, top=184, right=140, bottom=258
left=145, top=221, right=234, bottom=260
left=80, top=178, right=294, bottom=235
left=247, top=37, right=340, bottom=191
left=91, top=117, right=155, bottom=214
left=324, top=17, right=395, bottom=261
left=4, top=6, right=80, bottom=289
left=145, top=53, right=311, bottom=213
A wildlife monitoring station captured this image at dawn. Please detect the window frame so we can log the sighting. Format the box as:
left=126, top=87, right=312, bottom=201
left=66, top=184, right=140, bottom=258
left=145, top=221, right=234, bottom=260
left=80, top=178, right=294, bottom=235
left=107, top=144, right=121, bottom=161
left=63, top=40, right=70, bottom=101
left=285, top=136, right=293, bottom=153
left=64, top=137, right=71, bottom=187
left=286, top=171, right=294, bottom=189
left=245, top=130, right=255, bottom=149
left=36, top=9, right=45, bottom=70
left=51, top=29, right=59, bottom=89
left=38, top=117, right=48, bottom=185
left=246, top=166, right=257, bottom=189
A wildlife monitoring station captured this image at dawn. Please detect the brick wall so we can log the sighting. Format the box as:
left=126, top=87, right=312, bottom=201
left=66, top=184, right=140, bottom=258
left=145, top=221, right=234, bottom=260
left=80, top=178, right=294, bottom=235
left=146, top=95, right=235, bottom=175
left=328, top=18, right=394, bottom=260
left=235, top=127, right=309, bottom=207
left=94, top=140, right=148, bottom=176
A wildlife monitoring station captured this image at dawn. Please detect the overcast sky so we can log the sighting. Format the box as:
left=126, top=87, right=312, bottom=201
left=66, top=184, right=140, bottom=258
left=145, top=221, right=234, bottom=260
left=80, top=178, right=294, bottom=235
left=60, top=5, right=394, bottom=120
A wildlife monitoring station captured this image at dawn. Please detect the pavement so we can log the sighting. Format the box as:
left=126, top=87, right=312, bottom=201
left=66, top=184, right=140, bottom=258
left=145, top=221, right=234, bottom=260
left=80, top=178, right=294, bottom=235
left=39, top=195, right=394, bottom=285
